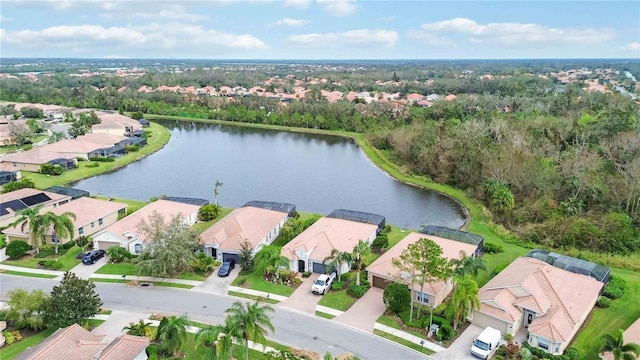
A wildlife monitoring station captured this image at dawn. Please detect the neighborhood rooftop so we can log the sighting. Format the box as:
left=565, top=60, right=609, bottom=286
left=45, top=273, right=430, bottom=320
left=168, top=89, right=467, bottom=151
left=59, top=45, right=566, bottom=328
left=242, top=200, right=296, bottom=216
left=0, top=188, right=68, bottom=216
left=526, top=249, right=611, bottom=283
left=44, top=186, right=90, bottom=200
left=163, top=196, right=210, bottom=206
left=326, top=209, right=385, bottom=230
left=421, top=225, right=484, bottom=257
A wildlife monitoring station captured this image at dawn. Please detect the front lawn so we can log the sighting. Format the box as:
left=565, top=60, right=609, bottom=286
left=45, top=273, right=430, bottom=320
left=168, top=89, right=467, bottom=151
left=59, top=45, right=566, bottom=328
left=373, top=329, right=435, bottom=356
left=95, top=262, right=137, bottom=275
left=232, top=273, right=295, bottom=297
left=0, top=328, right=56, bottom=360
left=228, top=290, right=280, bottom=304
left=3, top=245, right=82, bottom=271
left=317, top=289, right=357, bottom=312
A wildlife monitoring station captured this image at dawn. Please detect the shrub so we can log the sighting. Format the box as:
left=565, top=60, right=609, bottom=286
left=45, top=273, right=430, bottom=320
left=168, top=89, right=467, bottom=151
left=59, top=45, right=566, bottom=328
left=0, top=235, right=6, bottom=249
left=294, top=277, right=302, bottom=285
left=75, top=236, right=90, bottom=247
left=12, top=330, right=23, bottom=342
left=483, top=242, right=504, bottom=254
left=383, top=282, right=411, bottom=314
left=438, top=323, right=456, bottom=340
left=522, top=342, right=580, bottom=360
left=302, top=271, right=312, bottom=278
left=61, top=241, right=75, bottom=250
left=1, top=178, right=35, bottom=193
left=34, top=249, right=55, bottom=258
left=107, top=246, right=134, bottom=263
left=597, top=296, right=612, bottom=308
left=3, top=330, right=15, bottom=345
left=6, top=240, right=31, bottom=259
left=85, top=162, right=100, bottom=168
left=398, top=309, right=427, bottom=328
left=347, top=283, right=369, bottom=298
left=332, top=281, right=344, bottom=291
left=147, top=344, right=159, bottom=360
left=124, top=145, right=140, bottom=153
left=88, top=156, right=115, bottom=162
left=38, top=260, right=63, bottom=270
left=40, top=163, right=64, bottom=175
left=191, top=252, right=216, bottom=272
left=198, top=204, right=220, bottom=221
left=381, top=224, right=391, bottom=234
left=372, top=235, right=389, bottom=251
left=603, top=276, right=626, bottom=299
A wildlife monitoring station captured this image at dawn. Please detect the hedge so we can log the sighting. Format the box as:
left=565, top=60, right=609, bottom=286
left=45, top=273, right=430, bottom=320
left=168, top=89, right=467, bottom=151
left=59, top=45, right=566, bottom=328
left=6, top=240, right=31, bottom=259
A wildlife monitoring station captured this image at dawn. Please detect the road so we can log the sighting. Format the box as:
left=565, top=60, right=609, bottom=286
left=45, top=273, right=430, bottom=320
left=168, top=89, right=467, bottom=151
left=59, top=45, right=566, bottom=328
left=0, top=275, right=429, bottom=360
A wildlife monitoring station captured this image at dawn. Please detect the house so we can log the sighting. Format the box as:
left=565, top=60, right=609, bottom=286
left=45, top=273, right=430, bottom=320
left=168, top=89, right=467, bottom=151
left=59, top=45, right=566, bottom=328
left=0, top=147, right=77, bottom=172
left=14, top=323, right=149, bottom=360
left=0, top=118, right=27, bottom=146
left=281, top=210, right=384, bottom=274
left=471, top=255, right=606, bottom=355
left=44, top=186, right=90, bottom=200
left=43, top=139, right=124, bottom=160
left=0, top=163, right=21, bottom=185
left=75, top=133, right=127, bottom=146
left=366, top=232, right=478, bottom=307
left=93, top=199, right=201, bottom=254
left=92, top=112, right=141, bottom=135
left=406, top=93, right=424, bottom=102
left=200, top=201, right=295, bottom=263
left=600, top=317, right=640, bottom=360
left=2, top=197, right=127, bottom=246
left=0, top=188, right=71, bottom=227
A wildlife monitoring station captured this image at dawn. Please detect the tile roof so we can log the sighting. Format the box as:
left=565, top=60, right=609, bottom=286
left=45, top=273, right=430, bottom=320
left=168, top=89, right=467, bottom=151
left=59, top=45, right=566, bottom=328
left=98, top=334, right=150, bottom=360
left=1, top=147, right=76, bottom=165
left=199, top=206, right=288, bottom=251
left=42, top=139, right=109, bottom=155
left=1, top=188, right=69, bottom=204
left=15, top=323, right=106, bottom=360
left=281, top=217, right=377, bottom=261
left=75, top=133, right=127, bottom=145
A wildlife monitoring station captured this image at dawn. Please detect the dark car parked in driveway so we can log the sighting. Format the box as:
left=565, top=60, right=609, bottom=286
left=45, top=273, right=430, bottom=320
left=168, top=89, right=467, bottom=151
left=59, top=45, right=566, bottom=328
left=82, top=249, right=106, bottom=265
left=218, top=259, right=235, bottom=277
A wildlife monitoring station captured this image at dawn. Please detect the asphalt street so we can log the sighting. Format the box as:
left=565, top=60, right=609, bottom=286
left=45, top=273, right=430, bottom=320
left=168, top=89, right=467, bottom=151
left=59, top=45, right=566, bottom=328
left=0, top=275, right=430, bottom=360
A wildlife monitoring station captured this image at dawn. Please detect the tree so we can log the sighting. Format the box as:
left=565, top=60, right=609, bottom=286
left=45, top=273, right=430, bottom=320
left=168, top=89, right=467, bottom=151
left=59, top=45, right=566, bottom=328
left=44, top=210, right=76, bottom=254
left=446, top=276, right=480, bottom=329
left=47, top=130, right=66, bottom=143
left=238, top=239, right=255, bottom=273
left=323, top=249, right=352, bottom=282
left=255, top=245, right=290, bottom=273
left=1, top=178, right=35, bottom=193
left=8, top=122, right=33, bottom=145
left=352, top=240, right=371, bottom=286
left=5, top=240, right=31, bottom=259
left=382, top=282, right=411, bottom=314
left=199, top=204, right=221, bottom=221
left=123, top=319, right=152, bottom=336
left=10, top=205, right=48, bottom=252
left=450, top=251, right=486, bottom=278
left=6, top=288, right=49, bottom=331
left=20, top=106, right=44, bottom=118
left=225, top=300, right=276, bottom=360
left=43, top=272, right=102, bottom=328
left=393, top=238, right=451, bottom=319
left=214, top=179, right=223, bottom=206
left=135, top=212, right=199, bottom=277
left=196, top=324, right=234, bottom=360
left=157, top=315, right=189, bottom=356
left=600, top=329, right=640, bottom=360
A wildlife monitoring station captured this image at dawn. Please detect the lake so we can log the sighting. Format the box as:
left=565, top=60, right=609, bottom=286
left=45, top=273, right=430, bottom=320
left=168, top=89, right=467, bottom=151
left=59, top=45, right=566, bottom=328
left=73, top=120, right=466, bottom=230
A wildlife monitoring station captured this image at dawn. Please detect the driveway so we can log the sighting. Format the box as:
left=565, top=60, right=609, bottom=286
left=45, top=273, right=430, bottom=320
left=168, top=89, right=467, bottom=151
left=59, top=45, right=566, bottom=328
left=0, top=248, right=8, bottom=262
left=69, top=256, right=108, bottom=280
left=91, top=310, right=151, bottom=342
left=333, top=287, right=386, bottom=332
left=279, top=273, right=321, bottom=314
left=193, top=266, right=240, bottom=294
left=432, top=324, right=483, bottom=360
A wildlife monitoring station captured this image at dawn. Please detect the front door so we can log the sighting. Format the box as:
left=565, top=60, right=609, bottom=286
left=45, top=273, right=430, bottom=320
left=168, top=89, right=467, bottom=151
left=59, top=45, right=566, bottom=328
left=525, top=310, right=535, bottom=327
left=298, top=260, right=305, bottom=273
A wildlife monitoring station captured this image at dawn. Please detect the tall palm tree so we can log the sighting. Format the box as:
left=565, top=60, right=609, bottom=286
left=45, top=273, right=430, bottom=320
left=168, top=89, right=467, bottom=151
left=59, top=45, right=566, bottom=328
left=323, top=249, right=353, bottom=282
left=10, top=205, right=48, bottom=253
left=352, top=240, right=371, bottom=286
left=196, top=324, right=234, bottom=360
left=446, top=276, right=480, bottom=329
left=157, top=315, right=188, bottom=356
left=42, top=211, right=76, bottom=254
left=450, top=251, right=486, bottom=278
left=225, top=300, right=275, bottom=360
left=601, top=329, right=640, bottom=360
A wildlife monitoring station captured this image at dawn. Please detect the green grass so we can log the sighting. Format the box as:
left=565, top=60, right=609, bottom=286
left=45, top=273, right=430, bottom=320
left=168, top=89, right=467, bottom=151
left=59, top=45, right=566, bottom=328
left=177, top=272, right=208, bottom=281
left=227, top=290, right=281, bottom=304
left=150, top=282, right=194, bottom=289
left=95, top=262, right=137, bottom=275
left=373, top=329, right=435, bottom=356
left=364, top=225, right=410, bottom=265
left=317, top=289, right=356, bottom=311
left=89, top=278, right=129, bottom=284
left=180, top=332, right=268, bottom=360
left=0, top=328, right=56, bottom=360
left=89, top=277, right=194, bottom=289
left=3, top=245, right=82, bottom=271
left=0, top=269, right=58, bottom=278
left=315, top=311, right=335, bottom=319
left=85, top=319, right=105, bottom=329
left=231, top=273, right=295, bottom=297
left=99, top=309, right=113, bottom=315
left=376, top=314, right=426, bottom=339
left=191, top=207, right=234, bottom=234
left=23, top=123, right=170, bottom=189
left=94, top=196, right=148, bottom=215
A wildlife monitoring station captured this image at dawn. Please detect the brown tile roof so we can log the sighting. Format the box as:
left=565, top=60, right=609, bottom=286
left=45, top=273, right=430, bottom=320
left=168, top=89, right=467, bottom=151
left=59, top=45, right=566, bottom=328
left=199, top=206, right=288, bottom=251
left=92, top=112, right=141, bottom=132
left=15, top=323, right=106, bottom=360
left=42, top=139, right=109, bottom=155
left=99, top=334, right=150, bottom=360
left=281, top=217, right=377, bottom=261
left=1, top=147, right=76, bottom=165
left=75, top=133, right=127, bottom=145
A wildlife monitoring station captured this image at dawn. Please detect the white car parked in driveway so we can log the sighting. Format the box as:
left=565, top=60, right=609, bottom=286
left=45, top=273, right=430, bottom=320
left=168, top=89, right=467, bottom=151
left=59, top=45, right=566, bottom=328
left=311, top=272, right=336, bottom=295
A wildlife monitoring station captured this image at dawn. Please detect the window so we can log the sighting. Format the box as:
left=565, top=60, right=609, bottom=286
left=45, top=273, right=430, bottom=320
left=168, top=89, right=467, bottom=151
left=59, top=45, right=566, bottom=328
left=134, top=244, right=143, bottom=254
left=538, top=338, right=550, bottom=351
left=98, top=218, right=103, bottom=225
left=79, top=227, right=84, bottom=235
left=554, top=344, right=560, bottom=353
left=91, top=222, right=95, bottom=228
left=415, top=292, right=429, bottom=304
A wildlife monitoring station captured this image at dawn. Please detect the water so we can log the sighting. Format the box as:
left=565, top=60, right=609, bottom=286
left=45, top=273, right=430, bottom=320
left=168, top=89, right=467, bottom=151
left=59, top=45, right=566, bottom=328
left=73, top=120, right=466, bottom=230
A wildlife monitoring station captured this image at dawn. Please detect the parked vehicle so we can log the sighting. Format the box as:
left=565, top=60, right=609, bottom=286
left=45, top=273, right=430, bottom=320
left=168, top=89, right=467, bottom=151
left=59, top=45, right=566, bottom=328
left=470, top=326, right=502, bottom=359
left=311, top=272, right=336, bottom=295
left=82, top=249, right=106, bottom=265
left=218, top=258, right=236, bottom=277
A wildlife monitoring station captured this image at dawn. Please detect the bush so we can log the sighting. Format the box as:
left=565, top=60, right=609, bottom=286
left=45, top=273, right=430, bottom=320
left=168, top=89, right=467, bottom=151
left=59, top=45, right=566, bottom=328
left=597, top=296, right=612, bottom=308
left=40, top=163, right=65, bottom=175
left=347, top=283, right=369, bottom=298
left=75, top=236, right=90, bottom=247
left=383, top=282, right=411, bottom=314
left=603, top=276, right=626, bottom=299
left=438, top=323, right=456, bottom=340
left=107, top=246, right=134, bottom=263
left=88, top=156, right=115, bottom=162
left=6, top=240, right=31, bottom=259
left=483, top=242, right=504, bottom=254
left=332, top=281, right=344, bottom=291
left=38, top=260, right=63, bottom=270
left=293, top=277, right=302, bottom=285
left=12, top=330, right=23, bottom=342
left=1, top=178, right=36, bottom=194
left=302, top=271, right=312, bottom=278
left=0, top=236, right=6, bottom=249
left=85, top=162, right=100, bottom=168
left=147, top=344, right=159, bottom=360
left=34, top=249, right=55, bottom=258
left=522, top=342, right=580, bottom=360
left=191, top=252, right=216, bottom=272
left=372, top=235, right=389, bottom=251
left=61, top=241, right=75, bottom=250
left=124, top=145, right=140, bottom=153
left=3, top=330, right=15, bottom=345
left=198, top=204, right=220, bottom=222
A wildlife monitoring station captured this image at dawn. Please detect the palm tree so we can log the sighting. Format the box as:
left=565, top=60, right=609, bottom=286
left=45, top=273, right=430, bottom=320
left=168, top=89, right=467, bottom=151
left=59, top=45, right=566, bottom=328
left=10, top=206, right=48, bottom=253
left=255, top=245, right=290, bottom=274
left=352, top=240, right=371, bottom=286
left=450, top=251, right=486, bottom=278
left=43, top=211, right=76, bottom=254
left=225, top=300, right=275, bottom=360
left=122, top=319, right=152, bottom=336
left=157, top=315, right=188, bottom=356
left=601, top=329, right=640, bottom=360
left=323, top=249, right=353, bottom=282
left=196, top=324, right=234, bottom=360
left=446, top=276, right=480, bottom=329
left=47, top=130, right=66, bottom=143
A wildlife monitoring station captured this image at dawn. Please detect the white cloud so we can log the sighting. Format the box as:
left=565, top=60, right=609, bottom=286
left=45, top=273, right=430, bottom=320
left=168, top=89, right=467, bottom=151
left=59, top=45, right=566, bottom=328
left=287, top=29, right=397, bottom=47
left=1, top=23, right=269, bottom=52
left=268, top=18, right=309, bottom=28
left=406, top=30, right=456, bottom=47
left=621, top=42, right=640, bottom=52
left=0, top=14, right=13, bottom=22
left=419, top=17, right=615, bottom=45
left=284, top=0, right=311, bottom=8
left=317, top=0, right=357, bottom=17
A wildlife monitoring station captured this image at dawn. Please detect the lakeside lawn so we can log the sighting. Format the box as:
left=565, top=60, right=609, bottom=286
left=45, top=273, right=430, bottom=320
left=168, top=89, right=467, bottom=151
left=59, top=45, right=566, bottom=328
left=3, top=245, right=82, bottom=271
left=191, top=207, right=233, bottom=235
left=94, top=196, right=148, bottom=216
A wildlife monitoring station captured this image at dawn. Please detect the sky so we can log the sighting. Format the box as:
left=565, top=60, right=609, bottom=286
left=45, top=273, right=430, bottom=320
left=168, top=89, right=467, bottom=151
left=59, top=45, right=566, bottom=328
left=0, top=0, right=639, bottom=59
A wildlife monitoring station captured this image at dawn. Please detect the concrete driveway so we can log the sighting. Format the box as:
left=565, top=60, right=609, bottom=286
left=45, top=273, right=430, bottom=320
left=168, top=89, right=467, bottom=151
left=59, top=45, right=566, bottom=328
left=279, top=273, right=321, bottom=314
left=70, top=256, right=108, bottom=280
left=432, top=324, right=483, bottom=360
left=91, top=310, right=152, bottom=342
left=193, top=265, right=240, bottom=294
left=334, top=287, right=386, bottom=333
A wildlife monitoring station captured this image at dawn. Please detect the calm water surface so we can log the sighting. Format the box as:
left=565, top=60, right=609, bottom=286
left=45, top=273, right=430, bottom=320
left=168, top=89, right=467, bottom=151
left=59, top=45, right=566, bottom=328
left=73, top=120, right=466, bottom=230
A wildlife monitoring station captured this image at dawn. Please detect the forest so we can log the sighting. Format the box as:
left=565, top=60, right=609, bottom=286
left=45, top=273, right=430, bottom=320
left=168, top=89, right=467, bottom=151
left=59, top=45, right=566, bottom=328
left=1, top=59, right=639, bottom=261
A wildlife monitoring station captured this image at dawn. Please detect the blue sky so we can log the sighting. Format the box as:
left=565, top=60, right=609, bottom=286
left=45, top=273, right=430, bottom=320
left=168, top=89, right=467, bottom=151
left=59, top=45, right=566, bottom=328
left=1, top=0, right=639, bottom=59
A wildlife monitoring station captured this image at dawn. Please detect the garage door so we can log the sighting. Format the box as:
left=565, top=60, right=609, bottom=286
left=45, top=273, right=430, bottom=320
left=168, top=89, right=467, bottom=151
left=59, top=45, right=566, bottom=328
left=312, top=262, right=328, bottom=274
left=372, top=276, right=391, bottom=289
left=96, top=241, right=120, bottom=250
left=470, top=311, right=509, bottom=335
left=222, top=253, right=240, bottom=263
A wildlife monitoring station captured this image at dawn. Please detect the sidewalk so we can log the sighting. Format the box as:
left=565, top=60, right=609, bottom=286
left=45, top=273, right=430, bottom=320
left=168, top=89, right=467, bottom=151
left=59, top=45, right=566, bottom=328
left=227, top=285, right=288, bottom=302
left=374, top=323, right=446, bottom=353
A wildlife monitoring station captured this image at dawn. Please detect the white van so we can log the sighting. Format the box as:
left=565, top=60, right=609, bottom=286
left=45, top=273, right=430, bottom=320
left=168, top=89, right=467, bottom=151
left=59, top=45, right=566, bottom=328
left=470, top=326, right=501, bottom=359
